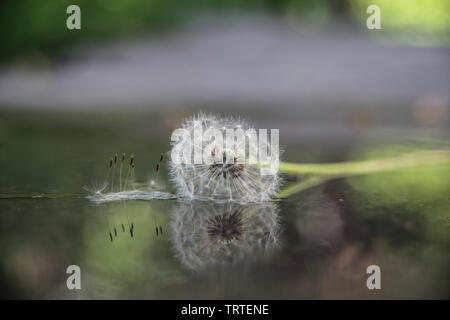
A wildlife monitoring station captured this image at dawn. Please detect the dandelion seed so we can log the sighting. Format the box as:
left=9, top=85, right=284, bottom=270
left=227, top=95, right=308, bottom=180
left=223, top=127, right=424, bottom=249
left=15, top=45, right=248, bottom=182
left=130, top=153, right=135, bottom=167
left=83, top=180, right=108, bottom=195
left=119, top=154, right=124, bottom=191
left=111, top=157, right=116, bottom=191
left=150, top=153, right=165, bottom=190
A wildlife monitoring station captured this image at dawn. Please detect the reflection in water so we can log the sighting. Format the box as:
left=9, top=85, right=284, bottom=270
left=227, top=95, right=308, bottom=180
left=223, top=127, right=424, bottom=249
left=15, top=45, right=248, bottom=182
left=170, top=201, right=280, bottom=272
left=207, top=209, right=244, bottom=243
left=91, top=201, right=138, bottom=242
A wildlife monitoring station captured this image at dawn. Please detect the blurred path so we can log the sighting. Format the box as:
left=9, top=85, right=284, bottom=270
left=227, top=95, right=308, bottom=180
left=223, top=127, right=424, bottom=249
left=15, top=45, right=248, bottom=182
left=0, top=16, right=449, bottom=110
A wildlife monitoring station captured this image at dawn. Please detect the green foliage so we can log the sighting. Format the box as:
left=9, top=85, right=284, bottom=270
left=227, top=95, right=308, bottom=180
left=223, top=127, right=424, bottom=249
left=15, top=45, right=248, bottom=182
left=0, top=0, right=332, bottom=60
left=351, top=0, right=450, bottom=32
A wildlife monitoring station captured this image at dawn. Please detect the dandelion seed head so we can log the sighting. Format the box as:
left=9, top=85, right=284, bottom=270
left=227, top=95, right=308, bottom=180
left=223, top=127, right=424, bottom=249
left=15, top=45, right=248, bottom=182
left=169, top=113, right=281, bottom=204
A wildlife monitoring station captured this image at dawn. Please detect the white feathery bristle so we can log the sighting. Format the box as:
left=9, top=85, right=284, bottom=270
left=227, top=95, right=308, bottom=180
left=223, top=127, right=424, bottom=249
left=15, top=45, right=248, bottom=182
left=169, top=113, right=281, bottom=204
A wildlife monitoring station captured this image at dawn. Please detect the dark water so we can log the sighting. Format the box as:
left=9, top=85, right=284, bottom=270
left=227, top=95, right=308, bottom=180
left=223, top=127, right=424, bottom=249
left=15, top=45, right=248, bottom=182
left=0, top=109, right=449, bottom=299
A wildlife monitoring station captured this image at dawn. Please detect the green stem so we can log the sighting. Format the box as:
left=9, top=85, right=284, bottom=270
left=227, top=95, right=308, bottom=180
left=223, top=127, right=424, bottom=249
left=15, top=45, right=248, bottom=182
left=277, top=175, right=331, bottom=199
left=277, top=149, right=450, bottom=198
left=278, top=150, right=450, bottom=176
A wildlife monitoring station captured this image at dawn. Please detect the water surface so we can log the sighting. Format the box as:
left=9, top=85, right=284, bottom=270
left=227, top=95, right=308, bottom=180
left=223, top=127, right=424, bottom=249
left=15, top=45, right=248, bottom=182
left=0, top=109, right=448, bottom=299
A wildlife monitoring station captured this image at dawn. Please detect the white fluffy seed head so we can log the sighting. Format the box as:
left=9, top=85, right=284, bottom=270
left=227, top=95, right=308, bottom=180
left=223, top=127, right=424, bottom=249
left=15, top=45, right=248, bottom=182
left=171, top=201, right=280, bottom=272
left=169, top=113, right=281, bottom=203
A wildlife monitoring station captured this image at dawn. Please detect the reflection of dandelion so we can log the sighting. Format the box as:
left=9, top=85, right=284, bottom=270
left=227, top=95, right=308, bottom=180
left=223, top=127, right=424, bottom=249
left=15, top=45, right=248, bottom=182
left=207, top=209, right=244, bottom=244
left=170, top=201, right=280, bottom=272
left=169, top=114, right=281, bottom=204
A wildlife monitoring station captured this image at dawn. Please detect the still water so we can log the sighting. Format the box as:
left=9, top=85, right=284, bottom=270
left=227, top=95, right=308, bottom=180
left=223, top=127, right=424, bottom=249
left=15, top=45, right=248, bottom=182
left=0, top=109, right=448, bottom=299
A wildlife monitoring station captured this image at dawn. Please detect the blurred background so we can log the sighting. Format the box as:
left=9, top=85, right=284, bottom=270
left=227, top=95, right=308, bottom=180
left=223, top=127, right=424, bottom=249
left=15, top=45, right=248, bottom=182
left=0, top=0, right=449, bottom=299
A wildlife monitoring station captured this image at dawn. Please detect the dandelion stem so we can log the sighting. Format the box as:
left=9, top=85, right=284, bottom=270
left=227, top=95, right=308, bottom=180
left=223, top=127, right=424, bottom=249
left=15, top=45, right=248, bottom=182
left=278, top=150, right=450, bottom=176
left=277, top=176, right=331, bottom=199
left=277, top=149, right=450, bottom=198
